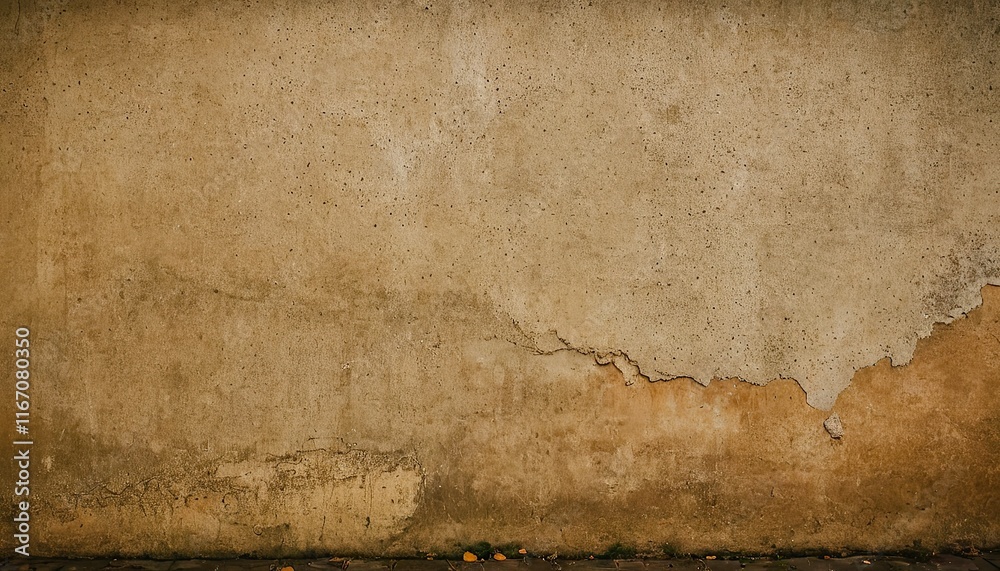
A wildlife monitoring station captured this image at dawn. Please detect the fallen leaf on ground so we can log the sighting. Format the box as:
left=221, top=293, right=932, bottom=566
left=705, top=556, right=717, bottom=561
left=493, top=554, right=506, bottom=561
left=281, top=567, right=295, bottom=571
left=518, top=549, right=527, bottom=555
left=463, top=552, right=477, bottom=562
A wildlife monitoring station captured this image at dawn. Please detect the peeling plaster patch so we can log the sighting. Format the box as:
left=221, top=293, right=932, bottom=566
left=503, top=278, right=1000, bottom=411
left=501, top=276, right=1000, bottom=411
left=504, top=272, right=1000, bottom=410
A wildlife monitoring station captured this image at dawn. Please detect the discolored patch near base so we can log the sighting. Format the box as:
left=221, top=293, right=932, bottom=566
left=39, top=449, right=423, bottom=557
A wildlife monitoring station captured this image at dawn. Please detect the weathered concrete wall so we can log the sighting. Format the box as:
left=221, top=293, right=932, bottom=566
left=1, top=0, right=999, bottom=557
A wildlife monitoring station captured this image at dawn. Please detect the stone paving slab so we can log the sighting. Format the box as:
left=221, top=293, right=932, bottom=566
left=559, top=561, right=618, bottom=571
left=0, top=556, right=997, bottom=571
left=342, top=562, right=391, bottom=571
left=615, top=562, right=651, bottom=571
left=507, top=561, right=551, bottom=567
left=480, top=560, right=539, bottom=571
left=54, top=562, right=115, bottom=571
left=107, top=562, right=175, bottom=571
left=167, top=563, right=215, bottom=571
left=644, top=562, right=703, bottom=571
left=928, top=558, right=979, bottom=571
left=704, top=560, right=741, bottom=571
left=392, top=562, right=451, bottom=571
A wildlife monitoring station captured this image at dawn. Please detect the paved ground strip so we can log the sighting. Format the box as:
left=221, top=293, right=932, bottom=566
left=2, top=555, right=998, bottom=571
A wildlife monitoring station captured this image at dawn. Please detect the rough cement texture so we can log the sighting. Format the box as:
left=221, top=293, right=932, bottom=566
left=1, top=0, right=999, bottom=558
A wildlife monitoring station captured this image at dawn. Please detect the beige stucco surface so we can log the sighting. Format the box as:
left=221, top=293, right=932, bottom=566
left=1, top=0, right=999, bottom=557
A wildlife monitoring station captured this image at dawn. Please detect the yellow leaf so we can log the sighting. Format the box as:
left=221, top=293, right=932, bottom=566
left=463, top=552, right=478, bottom=562
left=493, top=554, right=507, bottom=561
left=281, top=567, right=295, bottom=571
left=518, top=549, right=527, bottom=555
